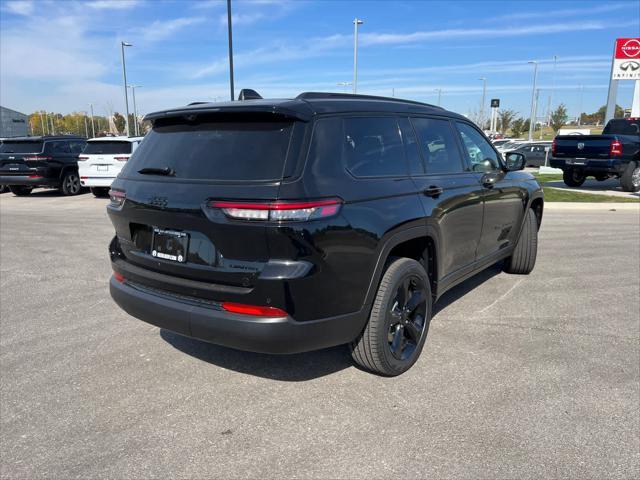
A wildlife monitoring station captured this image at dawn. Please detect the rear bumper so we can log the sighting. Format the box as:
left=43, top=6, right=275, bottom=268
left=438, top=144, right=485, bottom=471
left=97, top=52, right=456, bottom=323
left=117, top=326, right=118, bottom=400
left=0, top=175, right=59, bottom=187
left=80, top=176, right=116, bottom=187
left=549, top=158, right=626, bottom=174
left=110, top=276, right=366, bottom=354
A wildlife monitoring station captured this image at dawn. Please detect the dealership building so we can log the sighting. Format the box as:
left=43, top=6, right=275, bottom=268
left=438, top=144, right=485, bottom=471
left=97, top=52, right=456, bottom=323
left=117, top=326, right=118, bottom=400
left=0, top=106, right=29, bottom=137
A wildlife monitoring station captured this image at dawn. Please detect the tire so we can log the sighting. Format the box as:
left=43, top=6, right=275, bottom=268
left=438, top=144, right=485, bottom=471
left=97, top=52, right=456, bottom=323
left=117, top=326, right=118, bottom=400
left=90, top=187, right=110, bottom=197
left=620, top=161, right=640, bottom=193
left=9, top=185, right=33, bottom=196
left=350, top=258, right=432, bottom=376
left=563, top=168, right=586, bottom=187
left=60, top=171, right=81, bottom=196
left=504, top=208, right=538, bottom=275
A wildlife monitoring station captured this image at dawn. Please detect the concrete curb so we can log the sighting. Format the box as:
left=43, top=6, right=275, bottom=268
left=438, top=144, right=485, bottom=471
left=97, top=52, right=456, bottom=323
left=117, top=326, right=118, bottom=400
left=545, top=202, right=640, bottom=211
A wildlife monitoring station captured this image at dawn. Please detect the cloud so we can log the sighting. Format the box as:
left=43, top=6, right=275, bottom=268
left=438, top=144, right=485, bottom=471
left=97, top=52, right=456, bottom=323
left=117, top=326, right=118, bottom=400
left=86, top=0, right=141, bottom=9
left=136, top=16, right=206, bottom=42
left=493, top=2, right=630, bottom=21
left=2, top=0, right=34, bottom=16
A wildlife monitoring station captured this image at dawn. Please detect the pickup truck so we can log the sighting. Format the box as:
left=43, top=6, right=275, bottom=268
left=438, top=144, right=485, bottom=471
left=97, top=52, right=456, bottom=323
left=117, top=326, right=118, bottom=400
left=550, top=118, right=640, bottom=192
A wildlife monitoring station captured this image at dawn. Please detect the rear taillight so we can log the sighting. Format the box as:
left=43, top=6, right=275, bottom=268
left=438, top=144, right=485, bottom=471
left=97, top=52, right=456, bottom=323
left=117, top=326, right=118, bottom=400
left=78, top=156, right=89, bottom=161
left=114, top=156, right=130, bottom=162
left=28, top=175, right=43, bottom=179
left=113, top=271, right=125, bottom=283
left=551, top=139, right=557, bottom=156
left=109, top=189, right=126, bottom=208
left=222, top=302, right=287, bottom=317
left=610, top=140, right=623, bottom=156
left=208, top=198, right=343, bottom=222
left=24, top=156, right=52, bottom=162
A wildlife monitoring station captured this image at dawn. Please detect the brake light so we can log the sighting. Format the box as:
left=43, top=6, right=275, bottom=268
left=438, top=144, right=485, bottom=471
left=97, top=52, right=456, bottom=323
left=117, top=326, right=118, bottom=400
left=610, top=140, right=623, bottom=156
left=109, top=189, right=126, bottom=208
left=551, top=139, right=557, bottom=156
left=113, top=271, right=125, bottom=283
left=28, top=175, right=43, bottom=179
left=24, top=156, right=52, bottom=162
left=114, top=156, right=129, bottom=162
left=78, top=156, right=89, bottom=161
left=208, top=198, right=343, bottom=221
left=222, top=302, right=287, bottom=317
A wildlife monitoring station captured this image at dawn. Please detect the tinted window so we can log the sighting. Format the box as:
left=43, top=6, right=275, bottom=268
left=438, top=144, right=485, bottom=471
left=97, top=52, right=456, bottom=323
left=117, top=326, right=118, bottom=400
left=123, top=118, right=293, bottom=181
left=48, top=141, right=71, bottom=154
left=398, top=118, right=423, bottom=175
left=603, top=119, right=640, bottom=136
left=455, top=122, right=500, bottom=172
left=84, top=141, right=132, bottom=155
left=343, top=117, right=406, bottom=177
left=69, top=141, right=87, bottom=154
left=0, top=141, right=43, bottom=153
left=412, top=117, right=464, bottom=174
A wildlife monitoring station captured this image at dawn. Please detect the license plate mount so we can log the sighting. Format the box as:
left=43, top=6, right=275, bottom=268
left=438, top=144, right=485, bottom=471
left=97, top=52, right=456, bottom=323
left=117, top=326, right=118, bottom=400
left=151, top=228, right=189, bottom=263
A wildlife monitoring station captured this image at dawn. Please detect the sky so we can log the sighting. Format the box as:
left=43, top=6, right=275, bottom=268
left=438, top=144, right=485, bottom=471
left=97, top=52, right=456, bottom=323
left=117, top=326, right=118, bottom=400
left=1, top=0, right=639, bottom=120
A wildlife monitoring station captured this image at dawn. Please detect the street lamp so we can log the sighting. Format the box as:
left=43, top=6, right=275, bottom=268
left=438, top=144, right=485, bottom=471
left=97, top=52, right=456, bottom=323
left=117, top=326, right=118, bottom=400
left=479, top=77, right=487, bottom=129
left=353, top=18, right=364, bottom=94
left=337, top=82, right=352, bottom=93
left=128, top=85, right=142, bottom=136
left=546, top=55, right=557, bottom=126
left=527, top=61, right=538, bottom=141
left=88, top=104, right=95, bottom=138
left=120, top=41, right=132, bottom=136
left=434, top=88, right=442, bottom=106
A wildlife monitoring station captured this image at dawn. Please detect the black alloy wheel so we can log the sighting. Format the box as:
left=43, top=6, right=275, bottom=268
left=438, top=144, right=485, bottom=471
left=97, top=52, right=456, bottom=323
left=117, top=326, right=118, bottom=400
left=387, top=275, right=428, bottom=361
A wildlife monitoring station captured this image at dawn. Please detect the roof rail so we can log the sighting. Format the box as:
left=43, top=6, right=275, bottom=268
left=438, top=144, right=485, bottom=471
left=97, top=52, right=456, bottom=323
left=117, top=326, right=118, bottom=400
left=295, top=92, right=442, bottom=109
left=188, top=101, right=210, bottom=106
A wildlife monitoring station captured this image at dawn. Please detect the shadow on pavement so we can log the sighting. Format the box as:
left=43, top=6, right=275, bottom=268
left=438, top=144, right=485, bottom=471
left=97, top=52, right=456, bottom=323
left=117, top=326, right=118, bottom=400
left=3, top=188, right=90, bottom=198
left=161, top=264, right=503, bottom=380
left=544, top=179, right=640, bottom=198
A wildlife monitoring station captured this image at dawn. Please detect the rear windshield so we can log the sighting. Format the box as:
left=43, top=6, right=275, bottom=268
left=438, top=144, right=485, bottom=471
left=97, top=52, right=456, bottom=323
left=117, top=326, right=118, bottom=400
left=603, top=120, right=640, bottom=136
left=122, top=117, right=293, bottom=181
left=0, top=141, right=43, bottom=153
left=84, top=141, right=132, bottom=155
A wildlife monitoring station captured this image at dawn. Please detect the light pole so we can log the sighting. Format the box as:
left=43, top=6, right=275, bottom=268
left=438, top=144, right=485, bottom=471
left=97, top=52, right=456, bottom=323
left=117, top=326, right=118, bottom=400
left=352, top=18, right=363, bottom=94
left=128, top=85, right=142, bottom=136
left=83, top=114, right=89, bottom=138
left=434, top=88, right=442, bottom=106
left=39, top=111, right=46, bottom=135
left=337, top=82, right=352, bottom=93
left=527, top=61, right=538, bottom=141
left=546, top=55, right=557, bottom=126
left=120, top=41, right=132, bottom=136
left=89, top=103, right=95, bottom=138
left=479, top=77, right=487, bottom=129
left=227, top=0, right=235, bottom=101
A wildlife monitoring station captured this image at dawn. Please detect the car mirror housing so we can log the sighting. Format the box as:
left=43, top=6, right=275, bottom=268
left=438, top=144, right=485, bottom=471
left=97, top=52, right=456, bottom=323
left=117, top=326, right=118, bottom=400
left=504, top=152, right=526, bottom=171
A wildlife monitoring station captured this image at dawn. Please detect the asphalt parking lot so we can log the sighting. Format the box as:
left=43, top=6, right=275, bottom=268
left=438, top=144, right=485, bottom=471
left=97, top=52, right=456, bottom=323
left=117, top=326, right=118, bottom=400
left=1, top=190, right=639, bottom=479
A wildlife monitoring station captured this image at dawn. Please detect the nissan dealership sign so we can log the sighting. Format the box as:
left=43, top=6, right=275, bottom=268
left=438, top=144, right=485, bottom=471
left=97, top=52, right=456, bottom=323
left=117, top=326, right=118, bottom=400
left=612, top=37, right=640, bottom=80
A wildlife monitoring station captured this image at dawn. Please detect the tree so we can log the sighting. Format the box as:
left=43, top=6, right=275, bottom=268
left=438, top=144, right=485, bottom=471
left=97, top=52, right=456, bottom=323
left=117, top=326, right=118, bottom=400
left=510, top=118, right=526, bottom=138
left=550, top=103, right=568, bottom=134
left=113, top=112, right=125, bottom=134
left=497, top=109, right=517, bottom=134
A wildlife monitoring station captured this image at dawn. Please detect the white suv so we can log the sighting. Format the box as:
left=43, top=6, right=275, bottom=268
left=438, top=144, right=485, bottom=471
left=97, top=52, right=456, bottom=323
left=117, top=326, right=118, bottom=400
left=78, top=136, right=143, bottom=196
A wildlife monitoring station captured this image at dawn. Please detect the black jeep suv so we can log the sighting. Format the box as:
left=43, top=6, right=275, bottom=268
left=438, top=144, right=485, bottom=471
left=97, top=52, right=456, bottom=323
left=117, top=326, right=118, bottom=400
left=108, top=92, right=543, bottom=376
left=0, top=135, right=87, bottom=196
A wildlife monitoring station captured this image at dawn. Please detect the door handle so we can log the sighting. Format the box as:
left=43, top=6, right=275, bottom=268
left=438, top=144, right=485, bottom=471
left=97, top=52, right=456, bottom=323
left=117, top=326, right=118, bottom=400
left=481, top=173, right=499, bottom=189
left=423, top=185, right=443, bottom=197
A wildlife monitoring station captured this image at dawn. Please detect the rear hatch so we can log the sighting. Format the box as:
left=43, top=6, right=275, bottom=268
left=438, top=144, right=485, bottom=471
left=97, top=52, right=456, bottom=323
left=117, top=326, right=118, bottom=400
left=553, top=135, right=613, bottom=159
left=108, top=112, right=307, bottom=292
left=79, top=140, right=132, bottom=177
left=0, top=140, right=45, bottom=173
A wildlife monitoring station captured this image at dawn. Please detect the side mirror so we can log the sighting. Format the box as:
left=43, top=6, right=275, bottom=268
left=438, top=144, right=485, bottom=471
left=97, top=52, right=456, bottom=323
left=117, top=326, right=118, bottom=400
left=504, top=152, right=526, bottom=171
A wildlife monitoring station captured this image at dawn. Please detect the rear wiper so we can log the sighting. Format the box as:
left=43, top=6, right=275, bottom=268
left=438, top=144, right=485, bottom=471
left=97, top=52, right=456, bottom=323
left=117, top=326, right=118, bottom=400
left=138, top=167, right=176, bottom=176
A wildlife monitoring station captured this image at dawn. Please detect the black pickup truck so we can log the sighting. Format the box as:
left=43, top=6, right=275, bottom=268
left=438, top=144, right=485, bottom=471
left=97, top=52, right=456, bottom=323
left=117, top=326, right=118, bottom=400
left=550, top=118, right=640, bottom=192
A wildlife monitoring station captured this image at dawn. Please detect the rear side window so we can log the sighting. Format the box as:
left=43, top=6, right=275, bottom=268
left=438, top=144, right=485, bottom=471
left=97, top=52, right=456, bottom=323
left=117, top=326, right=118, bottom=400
left=69, top=141, right=87, bottom=154
left=48, top=141, right=71, bottom=154
left=343, top=117, right=406, bottom=177
left=123, top=118, right=293, bottom=181
left=84, top=141, right=132, bottom=155
left=0, top=141, right=43, bottom=153
left=411, top=117, right=464, bottom=174
left=398, top=118, right=424, bottom=175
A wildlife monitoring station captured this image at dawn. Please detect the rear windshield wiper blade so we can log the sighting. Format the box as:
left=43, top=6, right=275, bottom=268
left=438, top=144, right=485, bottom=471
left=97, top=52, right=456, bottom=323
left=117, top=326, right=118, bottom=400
left=138, top=167, right=176, bottom=176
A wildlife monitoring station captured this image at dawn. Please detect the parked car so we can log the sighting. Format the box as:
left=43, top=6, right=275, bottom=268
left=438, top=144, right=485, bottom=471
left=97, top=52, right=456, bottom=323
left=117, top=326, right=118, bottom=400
left=492, top=138, right=514, bottom=148
left=79, top=136, right=143, bottom=197
left=107, top=92, right=543, bottom=376
left=0, top=135, right=87, bottom=196
left=550, top=118, right=640, bottom=191
left=506, top=142, right=552, bottom=167
left=496, top=140, right=529, bottom=153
